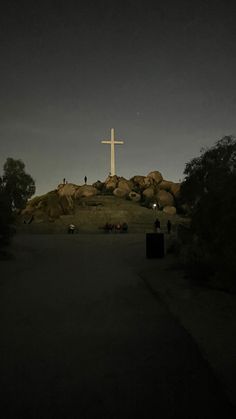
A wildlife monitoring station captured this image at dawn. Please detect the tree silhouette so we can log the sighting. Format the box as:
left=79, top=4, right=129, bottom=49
left=2, top=158, right=35, bottom=210
left=180, top=136, right=236, bottom=282
left=0, top=158, right=35, bottom=247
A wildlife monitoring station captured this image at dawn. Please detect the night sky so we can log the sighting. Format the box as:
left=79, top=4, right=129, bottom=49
left=1, top=0, right=236, bottom=195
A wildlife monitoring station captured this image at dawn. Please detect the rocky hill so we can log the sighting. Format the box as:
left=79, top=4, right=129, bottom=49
left=20, top=171, right=182, bottom=230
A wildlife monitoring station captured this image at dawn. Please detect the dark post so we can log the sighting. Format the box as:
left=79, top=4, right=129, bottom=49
left=146, top=233, right=165, bottom=258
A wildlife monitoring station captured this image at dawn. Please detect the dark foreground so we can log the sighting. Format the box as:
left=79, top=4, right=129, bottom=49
left=0, top=234, right=234, bottom=418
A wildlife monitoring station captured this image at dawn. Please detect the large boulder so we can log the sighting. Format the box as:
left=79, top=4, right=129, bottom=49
left=23, top=191, right=67, bottom=221
left=159, top=180, right=173, bottom=192
left=104, top=175, right=118, bottom=191
left=113, top=188, right=128, bottom=198
left=92, top=180, right=104, bottom=191
left=131, top=175, right=144, bottom=185
left=43, top=191, right=72, bottom=219
left=122, top=177, right=135, bottom=189
left=142, top=177, right=153, bottom=189
left=128, top=191, right=141, bottom=202
left=142, top=186, right=155, bottom=199
left=163, top=206, right=176, bottom=216
left=59, top=195, right=74, bottom=213
left=57, top=183, right=78, bottom=197
left=47, top=204, right=62, bottom=220
left=170, top=183, right=181, bottom=198
left=147, top=171, right=163, bottom=185
left=156, top=190, right=174, bottom=208
left=75, top=185, right=98, bottom=198
left=117, top=178, right=132, bottom=192
left=131, top=175, right=153, bottom=191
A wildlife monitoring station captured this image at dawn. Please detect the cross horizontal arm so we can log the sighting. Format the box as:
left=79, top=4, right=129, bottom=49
left=101, top=140, right=124, bottom=144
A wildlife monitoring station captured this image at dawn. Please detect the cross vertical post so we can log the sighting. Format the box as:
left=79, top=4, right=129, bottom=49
left=111, top=128, right=115, bottom=176
left=101, top=128, right=124, bottom=176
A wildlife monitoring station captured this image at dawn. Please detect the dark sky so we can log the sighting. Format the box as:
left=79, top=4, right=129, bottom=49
left=1, top=0, right=236, bottom=194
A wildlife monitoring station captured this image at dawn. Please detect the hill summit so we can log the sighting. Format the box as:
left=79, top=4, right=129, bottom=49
left=20, top=171, right=181, bottom=229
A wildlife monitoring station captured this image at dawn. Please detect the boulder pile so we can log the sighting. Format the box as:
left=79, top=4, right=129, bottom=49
left=99, top=170, right=180, bottom=214
left=21, top=170, right=181, bottom=222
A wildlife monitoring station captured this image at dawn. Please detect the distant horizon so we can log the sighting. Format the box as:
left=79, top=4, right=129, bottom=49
left=2, top=128, right=234, bottom=197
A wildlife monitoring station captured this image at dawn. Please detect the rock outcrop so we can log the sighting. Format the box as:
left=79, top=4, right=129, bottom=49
left=22, top=190, right=74, bottom=222
left=57, top=183, right=78, bottom=197
left=156, top=190, right=175, bottom=208
left=147, top=170, right=163, bottom=185
left=104, top=175, right=118, bottom=191
left=142, top=186, right=155, bottom=199
left=75, top=185, right=98, bottom=198
left=170, top=183, right=181, bottom=198
left=131, top=175, right=152, bottom=190
left=113, top=188, right=128, bottom=198
left=158, top=180, right=180, bottom=198
left=128, top=191, right=141, bottom=202
left=21, top=170, right=182, bottom=223
left=117, top=178, right=132, bottom=192
left=159, top=180, right=173, bottom=192
left=57, top=184, right=77, bottom=210
left=92, top=180, right=104, bottom=191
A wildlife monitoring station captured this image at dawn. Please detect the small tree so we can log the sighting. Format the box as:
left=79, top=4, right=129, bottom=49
left=0, top=158, right=35, bottom=248
left=2, top=158, right=35, bottom=210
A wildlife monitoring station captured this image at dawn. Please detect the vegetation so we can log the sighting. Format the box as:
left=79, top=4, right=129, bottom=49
left=0, top=179, right=14, bottom=246
left=179, top=136, right=236, bottom=286
left=0, top=158, right=35, bottom=248
left=2, top=158, right=35, bottom=210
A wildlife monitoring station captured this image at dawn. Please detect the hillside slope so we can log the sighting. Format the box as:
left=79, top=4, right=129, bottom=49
left=18, top=195, right=186, bottom=233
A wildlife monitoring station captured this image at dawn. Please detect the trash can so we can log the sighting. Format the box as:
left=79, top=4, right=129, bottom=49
left=146, top=233, right=165, bottom=258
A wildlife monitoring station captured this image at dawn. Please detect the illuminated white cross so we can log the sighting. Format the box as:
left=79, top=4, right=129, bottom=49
left=101, top=128, right=124, bottom=176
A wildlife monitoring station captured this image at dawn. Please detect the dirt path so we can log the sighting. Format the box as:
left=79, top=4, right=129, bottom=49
left=0, top=234, right=234, bottom=418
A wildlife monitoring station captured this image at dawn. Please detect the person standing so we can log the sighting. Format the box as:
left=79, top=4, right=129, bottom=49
left=122, top=222, right=128, bottom=233
left=84, top=176, right=87, bottom=184
left=154, top=218, right=161, bottom=233
left=167, top=220, right=172, bottom=234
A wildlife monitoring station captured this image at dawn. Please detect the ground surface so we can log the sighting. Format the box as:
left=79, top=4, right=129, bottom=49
left=0, top=234, right=235, bottom=418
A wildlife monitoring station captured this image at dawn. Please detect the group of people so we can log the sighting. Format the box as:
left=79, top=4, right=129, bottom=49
left=68, top=220, right=171, bottom=234
left=154, top=218, right=172, bottom=234
left=103, top=222, right=128, bottom=233
left=63, top=176, right=87, bottom=185
left=68, top=222, right=128, bottom=234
